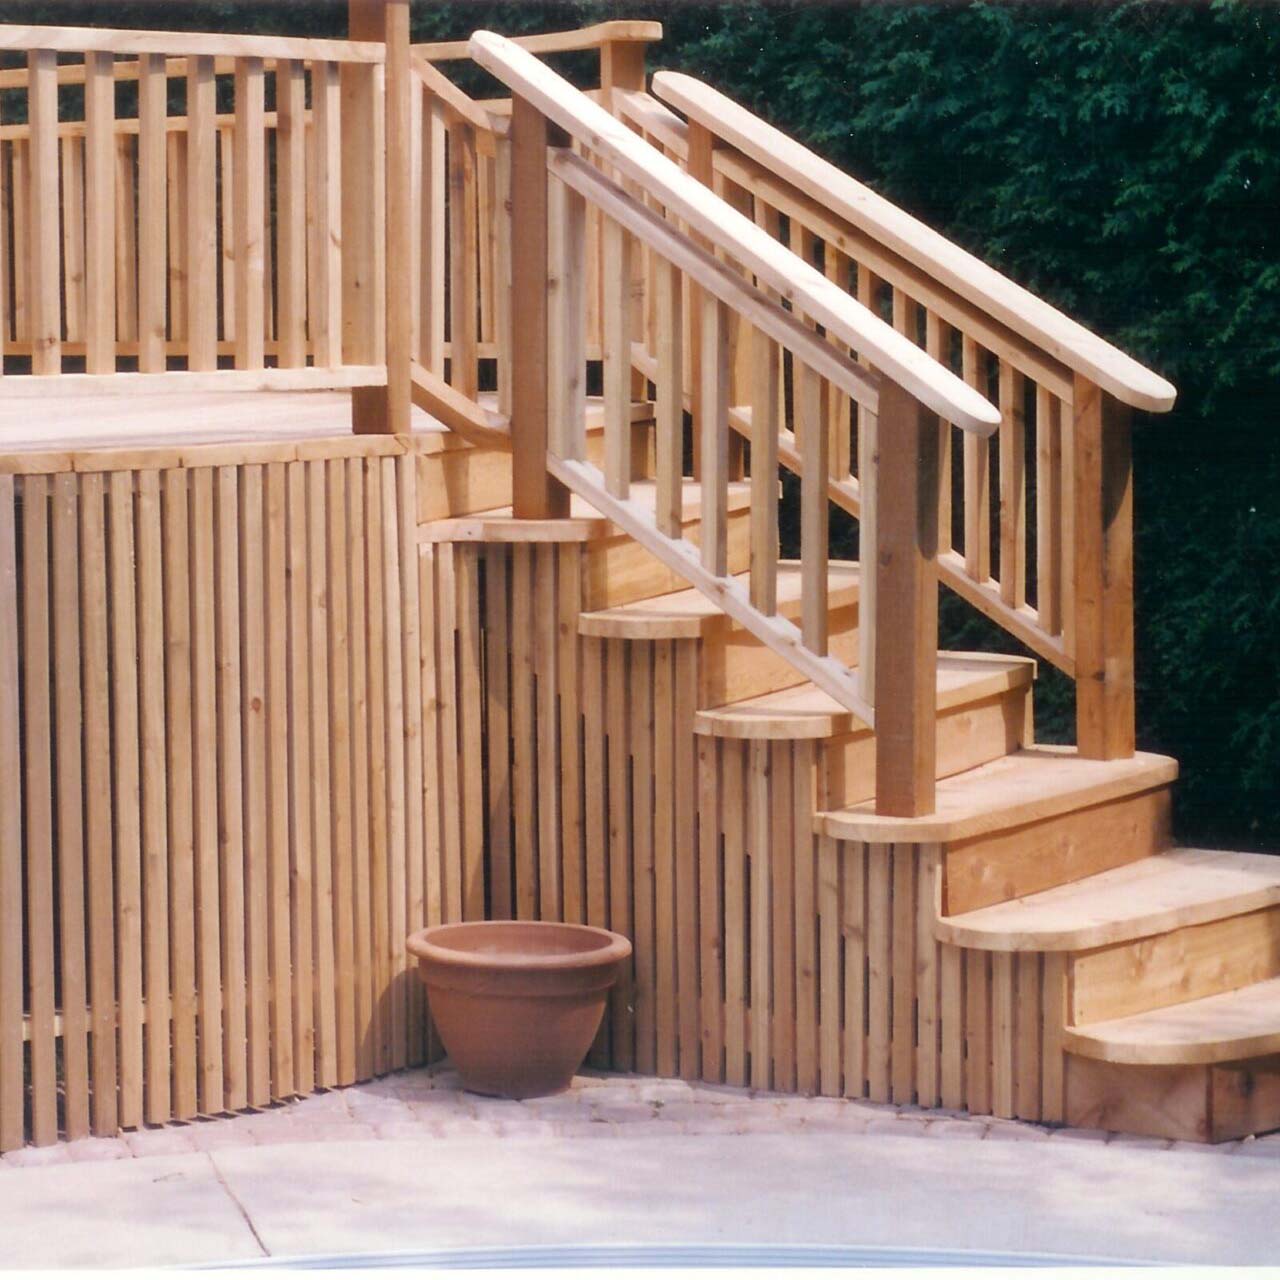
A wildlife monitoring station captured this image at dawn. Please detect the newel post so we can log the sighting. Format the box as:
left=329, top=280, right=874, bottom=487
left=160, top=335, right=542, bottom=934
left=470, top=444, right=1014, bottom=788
left=510, top=95, right=570, bottom=518
left=874, top=381, right=941, bottom=818
left=347, top=0, right=411, bottom=434
left=1072, top=374, right=1135, bottom=759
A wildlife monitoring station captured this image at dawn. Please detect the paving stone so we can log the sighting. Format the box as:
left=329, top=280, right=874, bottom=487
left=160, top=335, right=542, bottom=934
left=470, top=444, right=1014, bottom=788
left=1048, top=1127, right=1112, bottom=1144
left=66, top=1137, right=132, bottom=1162
left=985, top=1120, right=1051, bottom=1143
left=1, top=1143, right=72, bottom=1168
left=522, top=1093, right=597, bottom=1120
left=863, top=1115, right=931, bottom=1139
left=924, top=1119, right=989, bottom=1140
left=588, top=1100, right=659, bottom=1124
left=287, top=1090, right=352, bottom=1117
left=1108, top=1134, right=1174, bottom=1152
left=190, top=1121, right=258, bottom=1151
left=634, top=1079, right=696, bottom=1104
left=343, top=1095, right=414, bottom=1124
left=550, top=1120, right=620, bottom=1140
left=125, top=1127, right=199, bottom=1158
left=408, top=1094, right=477, bottom=1121
left=373, top=1122, right=436, bottom=1142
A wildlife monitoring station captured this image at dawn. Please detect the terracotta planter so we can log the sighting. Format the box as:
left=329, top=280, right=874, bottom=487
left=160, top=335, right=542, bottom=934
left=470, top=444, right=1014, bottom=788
left=407, top=920, right=632, bottom=1099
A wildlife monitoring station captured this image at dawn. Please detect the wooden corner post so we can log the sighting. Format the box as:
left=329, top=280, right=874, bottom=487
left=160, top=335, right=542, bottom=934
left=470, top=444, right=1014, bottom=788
left=1073, top=374, right=1135, bottom=759
left=348, top=0, right=411, bottom=435
left=874, top=381, right=941, bottom=817
left=510, top=94, right=570, bottom=519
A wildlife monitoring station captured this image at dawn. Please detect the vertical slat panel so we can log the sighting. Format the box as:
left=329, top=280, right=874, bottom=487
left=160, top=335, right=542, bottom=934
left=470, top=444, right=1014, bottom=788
left=1015, top=951, right=1042, bottom=1121
left=998, top=362, right=1027, bottom=606
left=163, top=471, right=198, bottom=1119
left=606, top=639, right=633, bottom=1069
left=309, top=62, right=342, bottom=367
left=22, top=477, right=56, bottom=1145
left=264, top=462, right=295, bottom=1098
left=842, top=842, right=867, bottom=1099
left=109, top=472, right=144, bottom=1130
left=88, top=55, right=121, bottom=369
left=1041, top=951, right=1068, bottom=1125
left=723, top=744, right=747, bottom=1088
left=654, top=257, right=683, bottom=538
left=435, top=544, right=463, bottom=922
left=0, top=477, right=20, bottom=1151
left=238, top=466, right=270, bottom=1106
left=817, top=834, right=840, bottom=1097
left=417, top=544, right=443, bottom=933
left=651, top=639, right=677, bottom=1078
left=557, top=545, right=584, bottom=928
left=602, top=218, right=632, bottom=499
left=697, top=732, right=722, bottom=1082
left=890, top=844, right=916, bottom=1105
left=285, top=463, right=315, bottom=1094
left=793, top=742, right=818, bottom=1096
left=137, top=472, right=172, bottom=1125
left=187, top=57, right=218, bottom=369
left=80, top=474, right=119, bottom=1134
left=52, top=476, right=90, bottom=1137
left=964, top=947, right=991, bottom=1116
left=699, top=297, right=730, bottom=576
left=447, top=123, right=478, bottom=399
left=939, top=943, right=965, bottom=1112
left=324, top=462, right=355, bottom=1084
left=214, top=468, right=248, bottom=1112
left=457, top=546, right=486, bottom=922
left=483, top=547, right=512, bottom=919
left=631, top=640, right=655, bottom=1074
left=234, top=58, right=266, bottom=369
left=773, top=740, right=797, bottom=1091
left=747, top=739, right=772, bottom=1091
left=509, top=545, right=536, bottom=920
left=991, top=950, right=1016, bottom=1119
left=866, top=844, right=892, bottom=1102
left=27, top=50, right=61, bottom=373
left=581, top=633, right=607, bottom=1069
left=674, top=641, right=699, bottom=1080
left=534, top=545, right=561, bottom=922
left=750, top=329, right=780, bottom=613
left=137, top=54, right=167, bottom=372
left=915, top=845, right=941, bottom=1109
left=962, top=335, right=991, bottom=582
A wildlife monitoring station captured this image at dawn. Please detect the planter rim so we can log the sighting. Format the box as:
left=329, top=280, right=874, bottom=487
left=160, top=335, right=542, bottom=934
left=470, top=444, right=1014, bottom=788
left=407, top=920, right=632, bottom=973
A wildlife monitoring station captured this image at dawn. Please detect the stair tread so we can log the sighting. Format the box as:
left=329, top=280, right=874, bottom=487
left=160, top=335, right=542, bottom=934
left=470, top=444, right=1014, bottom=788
left=816, top=746, right=1179, bottom=844
left=938, top=847, right=1280, bottom=953
left=580, top=559, right=860, bottom=640
left=696, top=651, right=1033, bottom=740
left=1067, top=974, right=1280, bottom=1066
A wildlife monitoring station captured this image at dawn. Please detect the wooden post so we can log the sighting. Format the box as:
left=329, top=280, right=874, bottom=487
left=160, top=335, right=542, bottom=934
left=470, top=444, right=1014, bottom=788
left=347, top=0, right=410, bottom=434
left=874, top=380, right=941, bottom=818
left=510, top=94, right=570, bottom=519
left=1072, top=374, right=1135, bottom=760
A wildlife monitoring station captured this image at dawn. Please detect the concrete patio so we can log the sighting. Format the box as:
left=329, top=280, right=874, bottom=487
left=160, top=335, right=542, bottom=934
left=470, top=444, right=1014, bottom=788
left=2, top=1067, right=1279, bottom=1267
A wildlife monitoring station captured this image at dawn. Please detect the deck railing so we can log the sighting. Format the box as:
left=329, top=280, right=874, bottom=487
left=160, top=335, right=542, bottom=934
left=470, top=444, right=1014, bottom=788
left=0, top=25, right=387, bottom=394
left=640, top=73, right=1178, bottom=762
left=468, top=31, right=1002, bottom=817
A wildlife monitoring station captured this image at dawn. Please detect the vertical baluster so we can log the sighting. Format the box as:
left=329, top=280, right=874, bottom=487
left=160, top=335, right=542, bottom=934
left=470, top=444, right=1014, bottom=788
left=309, top=60, right=341, bottom=367
left=219, top=126, right=235, bottom=346
left=187, top=55, right=218, bottom=370
left=12, top=136, right=28, bottom=348
left=654, top=256, right=683, bottom=538
left=84, top=51, right=116, bottom=374
left=166, top=129, right=186, bottom=347
left=276, top=59, right=307, bottom=368
left=700, top=295, right=730, bottom=575
left=341, top=53, right=385, bottom=396
left=602, top=217, right=632, bottom=498
left=1035, top=385, right=1063, bottom=636
left=925, top=313, right=952, bottom=556
left=137, top=53, right=167, bottom=372
left=61, top=134, right=85, bottom=346
left=999, top=361, right=1027, bottom=607
left=27, top=50, right=60, bottom=373
left=750, top=328, right=779, bottom=613
left=234, top=58, right=266, bottom=369
left=477, top=149, right=494, bottom=345
left=548, top=174, right=586, bottom=461
left=114, top=132, right=138, bottom=348
left=826, top=246, right=854, bottom=480
left=799, top=360, right=828, bottom=654
left=856, top=263, right=879, bottom=705
left=447, top=121, right=478, bottom=399
left=494, top=137, right=513, bottom=417
left=961, top=334, right=991, bottom=583
left=417, top=94, right=446, bottom=375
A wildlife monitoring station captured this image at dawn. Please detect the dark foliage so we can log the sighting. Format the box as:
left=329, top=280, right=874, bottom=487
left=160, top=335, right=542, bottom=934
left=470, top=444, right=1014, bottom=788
left=11, top=0, right=1276, bottom=847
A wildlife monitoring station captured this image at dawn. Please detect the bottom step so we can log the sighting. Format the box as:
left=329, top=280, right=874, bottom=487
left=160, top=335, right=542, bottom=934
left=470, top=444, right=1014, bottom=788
left=1066, top=1055, right=1280, bottom=1143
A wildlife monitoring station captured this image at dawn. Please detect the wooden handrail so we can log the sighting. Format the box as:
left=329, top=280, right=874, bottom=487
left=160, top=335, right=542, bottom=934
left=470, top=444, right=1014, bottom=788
left=0, top=25, right=384, bottom=62
left=651, top=71, right=1177, bottom=415
left=415, top=20, right=661, bottom=63
left=468, top=30, right=1000, bottom=438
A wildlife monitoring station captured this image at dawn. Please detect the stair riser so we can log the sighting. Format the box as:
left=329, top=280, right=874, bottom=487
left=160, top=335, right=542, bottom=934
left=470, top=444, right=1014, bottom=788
left=416, top=445, right=512, bottom=523
left=700, top=604, right=859, bottom=706
left=584, top=421, right=654, bottom=479
left=823, top=689, right=1029, bottom=810
left=1065, top=1055, right=1280, bottom=1143
left=581, top=506, right=751, bottom=609
left=942, top=785, right=1173, bottom=916
left=1070, top=906, right=1280, bottom=1025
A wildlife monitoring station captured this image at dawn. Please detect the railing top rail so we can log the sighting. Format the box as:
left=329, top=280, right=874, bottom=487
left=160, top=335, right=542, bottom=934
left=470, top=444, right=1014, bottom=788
left=416, top=20, right=662, bottom=64
left=652, top=70, right=1177, bottom=415
left=469, top=31, right=1000, bottom=437
left=411, top=53, right=497, bottom=135
left=0, top=23, right=385, bottom=63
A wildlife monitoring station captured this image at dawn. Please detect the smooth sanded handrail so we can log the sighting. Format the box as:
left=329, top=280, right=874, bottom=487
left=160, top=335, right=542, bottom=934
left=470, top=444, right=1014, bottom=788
left=0, top=24, right=385, bottom=63
left=468, top=31, right=1001, bottom=437
left=652, top=71, right=1177, bottom=415
left=417, top=20, right=662, bottom=63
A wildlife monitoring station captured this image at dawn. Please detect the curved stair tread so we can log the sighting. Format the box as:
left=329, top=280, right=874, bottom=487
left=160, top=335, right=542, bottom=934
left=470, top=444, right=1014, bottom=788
left=937, top=847, right=1280, bottom=953
left=580, top=559, right=859, bottom=641
left=696, top=651, right=1033, bottom=740
left=816, top=746, right=1178, bottom=844
left=1066, top=975, right=1280, bottom=1066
